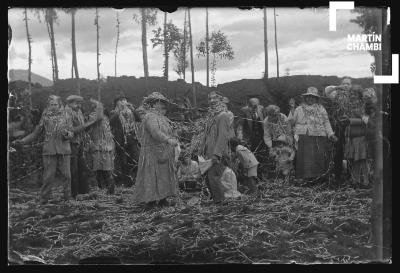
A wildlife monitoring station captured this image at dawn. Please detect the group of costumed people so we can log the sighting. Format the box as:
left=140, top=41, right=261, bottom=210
left=11, top=76, right=377, bottom=208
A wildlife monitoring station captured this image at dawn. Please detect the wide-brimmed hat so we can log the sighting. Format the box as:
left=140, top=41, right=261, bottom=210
left=302, top=87, right=320, bottom=98
left=143, top=92, right=170, bottom=105
left=66, top=95, right=84, bottom=103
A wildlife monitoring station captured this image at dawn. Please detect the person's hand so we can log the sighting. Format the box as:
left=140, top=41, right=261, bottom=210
left=289, top=99, right=296, bottom=109
left=329, top=135, right=338, bottom=142
left=12, top=139, right=24, bottom=146
left=211, top=155, right=220, bottom=164
left=362, top=115, right=369, bottom=125
left=168, top=138, right=179, bottom=147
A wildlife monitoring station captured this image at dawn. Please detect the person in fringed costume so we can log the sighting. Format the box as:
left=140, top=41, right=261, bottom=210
left=13, top=95, right=74, bottom=204
left=65, top=95, right=96, bottom=199
left=264, top=105, right=293, bottom=149
left=325, top=78, right=372, bottom=187
left=87, top=98, right=116, bottom=194
left=132, top=92, right=180, bottom=208
left=110, top=93, right=140, bottom=187
left=269, top=135, right=295, bottom=178
left=263, top=105, right=293, bottom=177
left=289, top=87, right=337, bottom=182
left=201, top=91, right=236, bottom=203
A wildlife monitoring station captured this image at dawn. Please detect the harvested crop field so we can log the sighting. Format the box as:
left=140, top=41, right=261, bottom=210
left=8, top=179, right=373, bottom=264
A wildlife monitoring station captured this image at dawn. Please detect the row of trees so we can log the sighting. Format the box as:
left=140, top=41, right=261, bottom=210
left=21, top=8, right=287, bottom=108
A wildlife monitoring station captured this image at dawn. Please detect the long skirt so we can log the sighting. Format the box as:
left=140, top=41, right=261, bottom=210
left=295, top=135, right=330, bottom=179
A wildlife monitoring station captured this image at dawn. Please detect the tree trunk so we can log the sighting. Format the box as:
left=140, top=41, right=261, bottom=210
left=206, top=8, right=209, bottom=87
left=141, top=8, right=149, bottom=94
left=273, top=8, right=279, bottom=78
left=48, top=13, right=59, bottom=82
left=95, top=8, right=101, bottom=101
left=71, top=10, right=80, bottom=95
left=163, top=12, right=168, bottom=80
left=263, top=7, right=268, bottom=79
left=24, top=8, right=32, bottom=110
left=183, top=10, right=187, bottom=81
left=188, top=8, right=196, bottom=110
left=45, top=19, right=56, bottom=86
left=115, top=12, right=120, bottom=78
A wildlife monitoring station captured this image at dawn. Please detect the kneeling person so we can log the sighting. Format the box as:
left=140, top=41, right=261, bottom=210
left=177, top=153, right=201, bottom=191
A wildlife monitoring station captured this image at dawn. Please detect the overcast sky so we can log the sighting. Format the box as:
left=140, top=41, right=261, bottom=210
left=8, top=7, right=374, bottom=85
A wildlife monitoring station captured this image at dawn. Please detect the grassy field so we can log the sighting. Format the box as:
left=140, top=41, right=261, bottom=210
left=8, top=178, right=373, bottom=264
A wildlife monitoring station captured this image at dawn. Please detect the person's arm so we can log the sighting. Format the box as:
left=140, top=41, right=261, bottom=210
left=288, top=147, right=296, bottom=161
left=213, top=113, right=232, bottom=158
left=263, top=119, right=272, bottom=149
left=18, top=125, right=41, bottom=144
left=145, top=114, right=177, bottom=146
left=236, top=118, right=244, bottom=140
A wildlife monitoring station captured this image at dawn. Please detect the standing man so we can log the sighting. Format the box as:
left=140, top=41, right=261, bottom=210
left=203, top=91, right=235, bottom=203
left=236, top=96, right=265, bottom=153
left=65, top=95, right=97, bottom=199
left=110, top=93, right=139, bottom=187
left=13, top=95, right=73, bottom=205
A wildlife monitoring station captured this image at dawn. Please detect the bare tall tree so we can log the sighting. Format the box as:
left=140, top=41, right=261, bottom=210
left=95, top=8, right=101, bottom=101
left=188, top=8, right=196, bottom=109
left=115, top=11, right=120, bottom=77
left=141, top=9, right=149, bottom=81
left=70, top=9, right=80, bottom=94
left=133, top=9, right=157, bottom=94
left=206, top=8, right=209, bottom=87
left=23, top=8, right=32, bottom=109
left=183, top=9, right=187, bottom=81
left=36, top=9, right=59, bottom=85
left=263, top=7, right=268, bottom=79
left=46, top=9, right=59, bottom=83
left=273, top=8, right=279, bottom=78
left=163, top=12, right=168, bottom=79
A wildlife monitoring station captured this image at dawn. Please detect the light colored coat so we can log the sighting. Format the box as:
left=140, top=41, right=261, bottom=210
left=205, top=111, right=235, bottom=159
left=235, top=145, right=259, bottom=169
left=289, top=104, right=334, bottom=137
left=133, top=111, right=177, bottom=203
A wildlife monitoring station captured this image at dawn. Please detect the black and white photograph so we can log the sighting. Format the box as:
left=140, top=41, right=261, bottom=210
left=7, top=4, right=392, bottom=265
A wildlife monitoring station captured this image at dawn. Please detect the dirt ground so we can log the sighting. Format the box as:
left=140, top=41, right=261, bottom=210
left=8, top=176, right=374, bottom=264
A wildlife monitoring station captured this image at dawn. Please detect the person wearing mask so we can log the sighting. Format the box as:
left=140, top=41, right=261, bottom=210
left=87, top=98, right=116, bottom=194
left=110, top=93, right=139, bottom=187
left=13, top=95, right=74, bottom=204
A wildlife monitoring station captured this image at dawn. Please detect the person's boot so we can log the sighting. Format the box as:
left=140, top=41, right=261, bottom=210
left=145, top=201, right=157, bottom=210
left=247, top=177, right=257, bottom=193
left=107, top=183, right=115, bottom=195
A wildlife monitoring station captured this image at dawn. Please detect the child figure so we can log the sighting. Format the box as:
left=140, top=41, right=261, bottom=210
left=229, top=137, right=259, bottom=194
left=269, top=135, right=295, bottom=177
left=177, top=153, right=201, bottom=190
